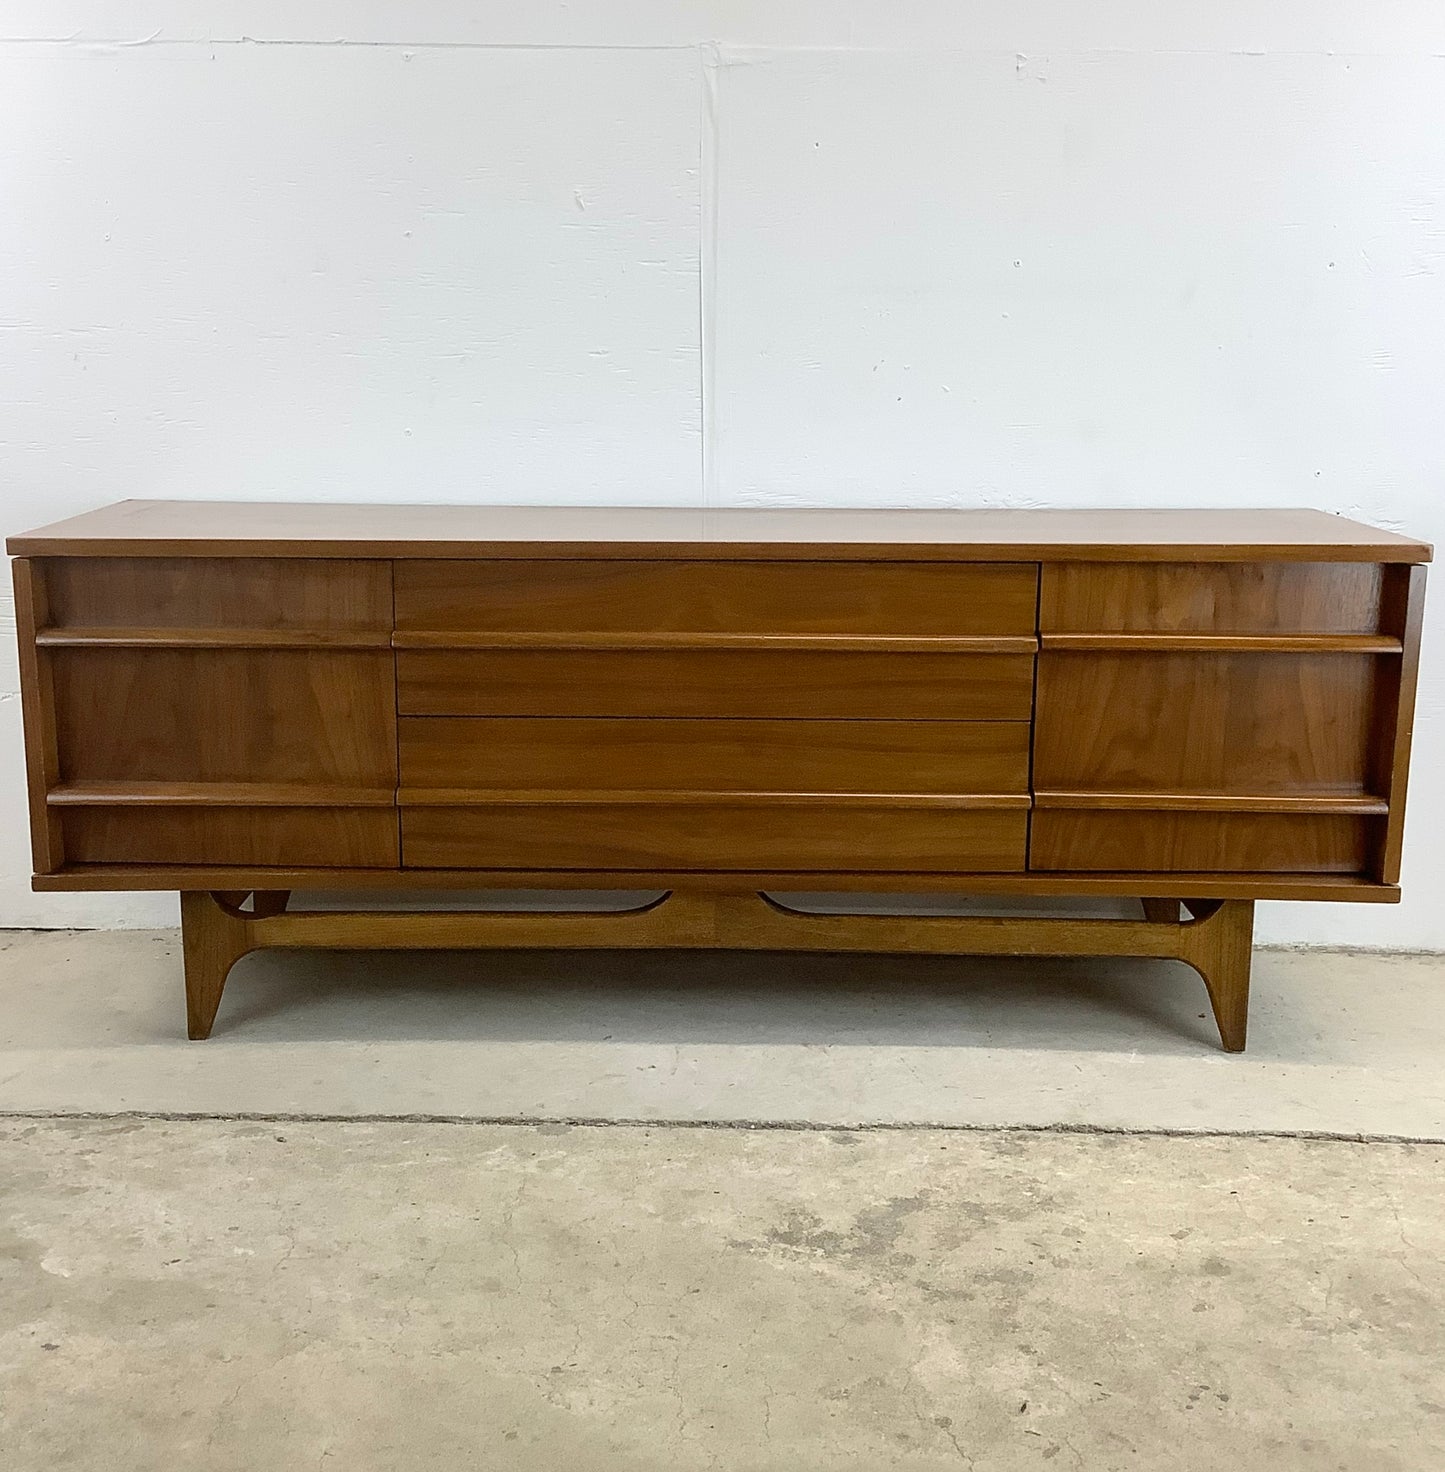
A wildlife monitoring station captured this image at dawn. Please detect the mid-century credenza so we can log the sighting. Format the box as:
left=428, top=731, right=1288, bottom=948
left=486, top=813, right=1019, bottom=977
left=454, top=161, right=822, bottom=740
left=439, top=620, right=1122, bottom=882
left=7, top=502, right=1429, bottom=1051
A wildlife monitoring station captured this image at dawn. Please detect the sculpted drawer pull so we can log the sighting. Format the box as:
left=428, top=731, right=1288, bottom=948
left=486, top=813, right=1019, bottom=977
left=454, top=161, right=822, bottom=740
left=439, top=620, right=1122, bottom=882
left=35, top=626, right=393, bottom=650
left=1041, top=633, right=1402, bottom=653
left=392, top=631, right=1039, bottom=653
left=399, top=788, right=1033, bottom=809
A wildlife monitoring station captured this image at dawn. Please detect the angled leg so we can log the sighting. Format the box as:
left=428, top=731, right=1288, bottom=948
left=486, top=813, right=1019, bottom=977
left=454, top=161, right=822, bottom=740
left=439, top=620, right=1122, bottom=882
left=1180, top=899, right=1255, bottom=1053
left=1141, top=898, right=1181, bottom=924
left=180, top=891, right=255, bottom=1040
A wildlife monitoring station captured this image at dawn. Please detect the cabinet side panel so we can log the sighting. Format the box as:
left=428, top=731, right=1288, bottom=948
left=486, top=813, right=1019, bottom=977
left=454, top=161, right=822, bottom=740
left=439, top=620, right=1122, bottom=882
left=11, top=559, right=64, bottom=872
left=1371, top=564, right=1427, bottom=883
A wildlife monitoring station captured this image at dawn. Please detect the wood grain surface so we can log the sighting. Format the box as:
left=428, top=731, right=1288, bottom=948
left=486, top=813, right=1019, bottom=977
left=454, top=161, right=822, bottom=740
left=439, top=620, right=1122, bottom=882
left=1365, top=563, right=1428, bottom=884
left=399, top=717, right=1030, bottom=798
left=33, top=865, right=1399, bottom=903
left=8, top=502, right=1432, bottom=563
left=8, top=509, right=1427, bottom=921
left=1033, top=651, right=1380, bottom=797
left=63, top=806, right=398, bottom=868
left=1030, top=810, right=1370, bottom=874
left=399, top=649, right=1036, bottom=720
left=1041, top=561, right=1388, bottom=634
left=396, top=559, right=1038, bottom=637
left=42, top=556, right=392, bottom=633
left=402, top=804, right=1029, bottom=873
left=52, top=649, right=397, bottom=787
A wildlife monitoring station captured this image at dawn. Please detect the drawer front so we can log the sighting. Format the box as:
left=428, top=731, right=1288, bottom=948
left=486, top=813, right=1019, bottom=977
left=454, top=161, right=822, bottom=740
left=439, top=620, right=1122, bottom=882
left=1041, top=561, right=1386, bottom=635
left=1031, top=811, right=1370, bottom=874
left=398, top=650, right=1035, bottom=720
left=403, top=804, right=1027, bottom=873
left=396, top=559, right=1039, bottom=638
left=53, top=649, right=398, bottom=786
left=61, top=806, right=398, bottom=867
left=399, top=718, right=1030, bottom=796
left=44, top=556, right=392, bottom=635
left=1034, top=651, right=1377, bottom=795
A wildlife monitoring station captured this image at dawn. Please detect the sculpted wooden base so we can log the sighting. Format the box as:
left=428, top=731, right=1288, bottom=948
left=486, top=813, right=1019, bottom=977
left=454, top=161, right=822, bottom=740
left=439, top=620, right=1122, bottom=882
left=181, top=890, right=1254, bottom=1052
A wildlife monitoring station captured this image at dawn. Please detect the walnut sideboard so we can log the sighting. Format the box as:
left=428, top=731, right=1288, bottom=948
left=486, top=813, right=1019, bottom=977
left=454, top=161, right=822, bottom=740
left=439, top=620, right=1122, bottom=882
left=7, top=502, right=1430, bottom=1051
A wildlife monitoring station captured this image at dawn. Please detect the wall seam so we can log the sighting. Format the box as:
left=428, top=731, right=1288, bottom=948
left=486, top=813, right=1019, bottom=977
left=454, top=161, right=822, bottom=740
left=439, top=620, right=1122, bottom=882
left=699, top=43, right=720, bottom=510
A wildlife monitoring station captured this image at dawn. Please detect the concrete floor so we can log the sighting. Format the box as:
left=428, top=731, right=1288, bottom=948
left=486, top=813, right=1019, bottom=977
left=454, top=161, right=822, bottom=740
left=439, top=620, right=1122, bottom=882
left=2, top=1118, right=1442, bottom=1470
left=0, top=928, right=1443, bottom=1134
left=4, top=930, right=1445, bottom=1466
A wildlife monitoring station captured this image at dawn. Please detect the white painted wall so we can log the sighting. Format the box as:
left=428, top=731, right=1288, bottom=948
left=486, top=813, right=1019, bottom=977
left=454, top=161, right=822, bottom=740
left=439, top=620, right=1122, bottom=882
left=2, top=4, right=1443, bottom=946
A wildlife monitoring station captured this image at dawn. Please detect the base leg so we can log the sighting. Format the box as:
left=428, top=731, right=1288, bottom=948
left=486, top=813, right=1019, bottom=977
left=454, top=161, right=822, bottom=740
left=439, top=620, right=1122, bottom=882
left=180, top=891, right=253, bottom=1040
left=1181, top=899, right=1255, bottom=1053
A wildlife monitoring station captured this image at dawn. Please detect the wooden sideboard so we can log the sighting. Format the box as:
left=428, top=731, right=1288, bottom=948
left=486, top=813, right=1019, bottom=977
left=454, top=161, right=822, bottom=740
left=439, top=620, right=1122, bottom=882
left=8, top=502, right=1430, bottom=1051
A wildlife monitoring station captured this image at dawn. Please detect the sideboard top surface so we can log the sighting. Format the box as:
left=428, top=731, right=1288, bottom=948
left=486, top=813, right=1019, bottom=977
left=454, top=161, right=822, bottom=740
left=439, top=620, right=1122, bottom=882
left=7, top=501, right=1432, bottom=563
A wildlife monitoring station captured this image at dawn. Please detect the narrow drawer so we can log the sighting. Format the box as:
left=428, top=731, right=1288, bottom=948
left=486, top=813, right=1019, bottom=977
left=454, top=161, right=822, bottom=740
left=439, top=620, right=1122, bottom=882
left=43, top=556, right=392, bottom=636
left=395, top=559, right=1039, bottom=638
left=398, top=649, right=1035, bottom=720
left=60, top=806, right=398, bottom=867
left=399, top=718, right=1030, bottom=797
left=403, top=804, right=1027, bottom=873
left=1030, top=811, right=1370, bottom=874
left=1041, top=562, right=1386, bottom=635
